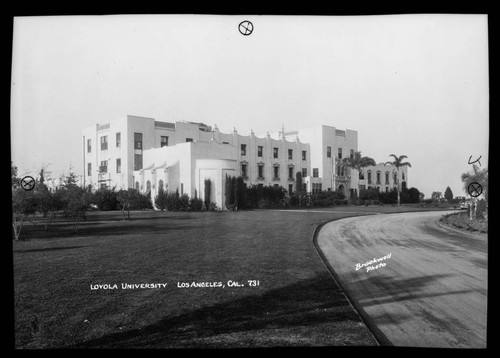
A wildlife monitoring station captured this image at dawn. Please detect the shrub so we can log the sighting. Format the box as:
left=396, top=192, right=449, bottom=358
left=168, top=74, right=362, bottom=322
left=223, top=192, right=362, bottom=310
left=360, top=188, right=379, bottom=201
left=92, top=188, right=119, bottom=211
left=189, top=197, right=203, bottom=212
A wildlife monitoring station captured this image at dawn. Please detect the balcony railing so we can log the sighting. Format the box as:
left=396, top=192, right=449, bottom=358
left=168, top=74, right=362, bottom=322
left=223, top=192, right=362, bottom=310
left=288, top=177, right=295, bottom=181
left=272, top=177, right=280, bottom=181
left=257, top=176, right=265, bottom=181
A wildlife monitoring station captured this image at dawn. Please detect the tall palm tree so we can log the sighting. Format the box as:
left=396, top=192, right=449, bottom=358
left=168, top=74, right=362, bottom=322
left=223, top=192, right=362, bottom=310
left=342, top=151, right=376, bottom=198
left=385, top=154, right=412, bottom=206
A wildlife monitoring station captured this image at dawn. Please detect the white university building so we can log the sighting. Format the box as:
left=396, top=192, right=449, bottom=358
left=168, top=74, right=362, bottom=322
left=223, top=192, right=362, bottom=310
left=82, top=115, right=408, bottom=209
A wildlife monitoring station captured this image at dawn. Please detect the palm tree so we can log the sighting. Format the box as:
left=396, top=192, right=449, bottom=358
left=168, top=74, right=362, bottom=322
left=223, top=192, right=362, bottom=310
left=342, top=151, right=376, bottom=198
left=385, top=154, right=412, bottom=206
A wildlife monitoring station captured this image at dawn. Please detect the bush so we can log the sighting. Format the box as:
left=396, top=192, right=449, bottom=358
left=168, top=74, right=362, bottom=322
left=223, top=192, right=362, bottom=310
left=378, top=189, right=398, bottom=204
left=360, top=188, right=379, bottom=201
left=246, top=184, right=286, bottom=209
left=189, top=197, right=203, bottom=212
left=92, top=188, right=119, bottom=211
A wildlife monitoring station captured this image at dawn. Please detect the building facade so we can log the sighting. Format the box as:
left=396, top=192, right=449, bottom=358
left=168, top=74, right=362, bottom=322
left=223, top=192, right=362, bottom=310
left=82, top=115, right=408, bottom=209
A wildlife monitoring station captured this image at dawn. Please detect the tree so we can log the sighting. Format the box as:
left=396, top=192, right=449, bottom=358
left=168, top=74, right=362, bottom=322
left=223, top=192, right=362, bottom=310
left=204, top=179, right=211, bottom=210
left=11, top=162, right=19, bottom=188
left=431, top=191, right=442, bottom=202
left=34, top=183, right=64, bottom=231
left=385, top=154, right=412, bottom=206
left=343, top=151, right=376, bottom=201
left=444, top=186, right=454, bottom=203
left=461, top=164, right=488, bottom=220
left=408, top=187, right=421, bottom=203
left=461, top=164, right=488, bottom=201
left=12, top=188, right=37, bottom=240
left=62, top=185, right=92, bottom=232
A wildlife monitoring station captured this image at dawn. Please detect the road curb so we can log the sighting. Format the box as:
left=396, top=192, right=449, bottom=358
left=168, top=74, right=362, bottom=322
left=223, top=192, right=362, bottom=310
left=312, top=218, right=392, bottom=347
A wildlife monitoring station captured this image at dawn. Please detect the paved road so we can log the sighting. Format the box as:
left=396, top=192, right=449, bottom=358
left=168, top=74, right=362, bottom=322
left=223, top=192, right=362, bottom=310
left=316, top=211, right=487, bottom=348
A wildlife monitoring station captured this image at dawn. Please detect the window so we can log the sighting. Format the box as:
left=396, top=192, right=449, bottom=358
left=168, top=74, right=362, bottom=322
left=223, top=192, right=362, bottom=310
left=258, top=165, right=264, bottom=178
left=87, top=139, right=91, bottom=153
left=181, top=183, right=184, bottom=195
left=146, top=180, right=151, bottom=194
left=350, top=149, right=354, bottom=159
left=273, top=147, right=279, bottom=159
left=288, top=149, right=293, bottom=160
left=302, top=150, right=306, bottom=161
left=158, top=180, right=164, bottom=191
left=116, top=132, right=121, bottom=147
left=337, top=166, right=341, bottom=175
left=385, top=172, right=389, bottom=184
left=134, top=154, right=143, bottom=171
left=100, top=183, right=107, bottom=190
left=185, top=138, right=193, bottom=142
left=394, top=172, right=397, bottom=183
left=302, top=168, right=307, bottom=178
left=274, top=166, right=279, bottom=179
left=100, top=160, right=108, bottom=173
left=313, top=168, right=319, bottom=178
left=288, top=167, right=294, bottom=179
left=241, top=164, right=248, bottom=177
left=359, top=170, right=365, bottom=180
left=402, top=173, right=405, bottom=180
left=258, top=146, right=263, bottom=157
left=368, top=171, right=372, bottom=184
left=376, top=171, right=381, bottom=184
left=338, top=147, right=342, bottom=159
left=288, top=184, right=293, bottom=196
left=135, top=181, right=139, bottom=191
left=116, top=158, right=121, bottom=173
left=100, top=136, right=108, bottom=151
left=134, top=133, right=143, bottom=149
left=340, top=166, right=345, bottom=176
left=241, top=144, right=247, bottom=156
left=87, top=163, right=91, bottom=176
left=161, top=136, right=168, bottom=147
left=359, top=184, right=366, bottom=191
left=327, top=146, right=332, bottom=158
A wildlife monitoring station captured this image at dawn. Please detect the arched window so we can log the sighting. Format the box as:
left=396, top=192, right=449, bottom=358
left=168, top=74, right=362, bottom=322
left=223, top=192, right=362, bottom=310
left=376, top=171, right=381, bottom=184
left=385, top=171, right=389, bottom=184
left=135, top=181, right=139, bottom=190
left=394, top=172, right=397, bottom=184
left=146, top=180, right=151, bottom=194
left=158, top=179, right=164, bottom=192
left=402, top=172, right=405, bottom=181
left=367, top=170, right=372, bottom=184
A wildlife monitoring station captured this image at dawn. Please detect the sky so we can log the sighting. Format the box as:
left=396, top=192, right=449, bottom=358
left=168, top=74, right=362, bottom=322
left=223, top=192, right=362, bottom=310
left=10, top=14, right=489, bottom=198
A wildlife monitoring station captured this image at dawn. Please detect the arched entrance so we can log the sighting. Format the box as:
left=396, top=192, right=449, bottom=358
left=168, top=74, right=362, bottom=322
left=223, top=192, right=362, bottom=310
left=338, top=184, right=345, bottom=194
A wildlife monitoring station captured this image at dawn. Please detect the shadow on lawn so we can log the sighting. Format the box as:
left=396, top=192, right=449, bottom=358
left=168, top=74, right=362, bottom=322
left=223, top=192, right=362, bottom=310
left=69, top=273, right=373, bottom=348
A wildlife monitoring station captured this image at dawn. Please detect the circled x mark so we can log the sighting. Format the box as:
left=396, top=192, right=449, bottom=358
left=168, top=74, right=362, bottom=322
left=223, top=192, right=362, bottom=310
left=468, top=182, right=483, bottom=197
left=21, top=176, right=35, bottom=191
left=238, top=21, right=253, bottom=36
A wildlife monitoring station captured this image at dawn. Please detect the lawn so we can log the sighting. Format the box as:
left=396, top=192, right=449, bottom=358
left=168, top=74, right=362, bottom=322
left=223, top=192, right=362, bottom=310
left=12, top=206, right=452, bottom=348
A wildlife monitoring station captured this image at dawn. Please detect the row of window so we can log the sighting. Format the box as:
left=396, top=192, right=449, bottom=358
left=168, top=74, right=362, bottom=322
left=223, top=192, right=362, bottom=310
left=88, top=159, right=122, bottom=176
left=88, top=133, right=187, bottom=152
left=240, top=164, right=319, bottom=180
left=240, top=144, right=307, bottom=160
left=326, top=147, right=355, bottom=160
left=362, top=171, right=405, bottom=185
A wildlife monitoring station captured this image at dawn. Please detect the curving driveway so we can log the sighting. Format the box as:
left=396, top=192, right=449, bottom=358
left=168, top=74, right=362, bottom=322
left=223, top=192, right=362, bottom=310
left=316, top=211, right=487, bottom=348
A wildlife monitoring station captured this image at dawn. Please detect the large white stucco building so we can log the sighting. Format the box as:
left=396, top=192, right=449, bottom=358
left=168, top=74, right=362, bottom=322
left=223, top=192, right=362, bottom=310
left=82, top=115, right=408, bottom=209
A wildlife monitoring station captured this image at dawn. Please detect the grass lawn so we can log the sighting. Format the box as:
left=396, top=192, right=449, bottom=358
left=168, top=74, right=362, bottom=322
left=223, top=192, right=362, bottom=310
left=12, top=205, right=453, bottom=348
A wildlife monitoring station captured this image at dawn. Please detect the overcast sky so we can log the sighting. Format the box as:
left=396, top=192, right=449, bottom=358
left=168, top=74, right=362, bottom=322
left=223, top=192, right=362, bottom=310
left=11, top=14, right=489, bottom=197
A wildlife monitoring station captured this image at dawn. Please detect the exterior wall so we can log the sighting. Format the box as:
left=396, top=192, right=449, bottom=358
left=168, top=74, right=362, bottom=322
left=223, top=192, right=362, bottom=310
left=83, top=115, right=407, bottom=201
left=358, top=163, right=409, bottom=192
